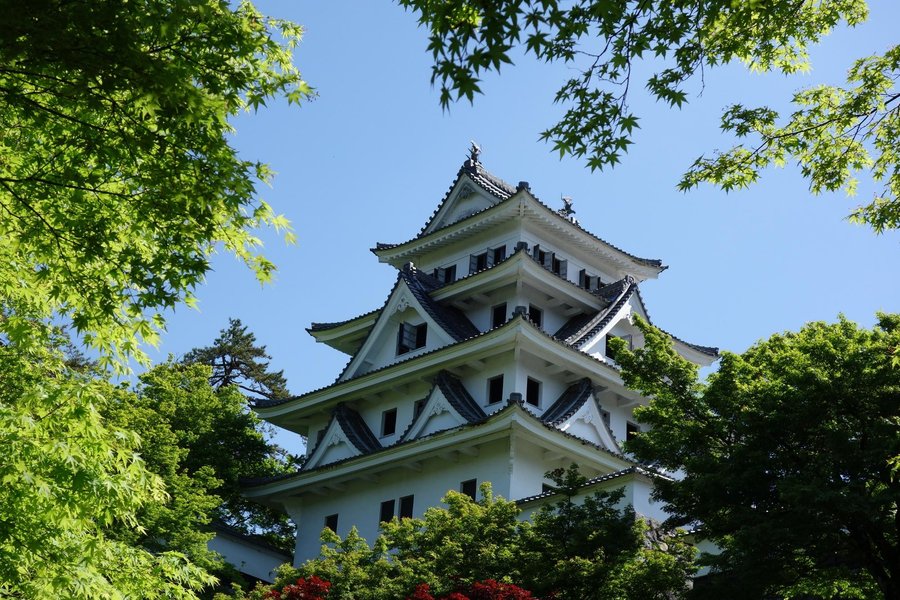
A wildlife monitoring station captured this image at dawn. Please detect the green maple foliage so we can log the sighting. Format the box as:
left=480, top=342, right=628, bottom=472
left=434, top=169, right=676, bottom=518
left=400, top=0, right=900, bottom=231
left=612, top=314, right=900, bottom=599
left=0, top=0, right=308, bottom=595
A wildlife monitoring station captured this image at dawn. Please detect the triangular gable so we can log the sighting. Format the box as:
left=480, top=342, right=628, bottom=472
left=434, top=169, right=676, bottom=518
left=555, top=396, right=621, bottom=454
left=401, top=372, right=485, bottom=441
left=304, top=405, right=381, bottom=470
left=421, top=157, right=517, bottom=236
left=578, top=287, right=649, bottom=358
left=339, top=271, right=463, bottom=382
left=541, top=379, right=620, bottom=453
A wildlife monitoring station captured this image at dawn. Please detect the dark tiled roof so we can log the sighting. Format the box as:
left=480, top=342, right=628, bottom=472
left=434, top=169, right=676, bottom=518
left=516, top=466, right=659, bottom=505
left=435, top=370, right=487, bottom=423
left=553, top=312, right=596, bottom=341
left=564, top=277, right=637, bottom=348
left=541, top=378, right=594, bottom=426
left=308, top=308, right=379, bottom=333
left=334, top=404, right=382, bottom=454
left=418, top=158, right=517, bottom=236
left=375, top=158, right=663, bottom=273
left=245, top=398, right=635, bottom=489
left=400, top=266, right=480, bottom=342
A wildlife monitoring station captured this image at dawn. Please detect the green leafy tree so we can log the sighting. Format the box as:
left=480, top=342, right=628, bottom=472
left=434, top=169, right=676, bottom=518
left=104, top=361, right=298, bottom=556
left=520, top=466, right=695, bottom=600
left=246, top=480, right=692, bottom=600
left=0, top=336, right=214, bottom=598
left=0, top=0, right=308, bottom=595
left=612, top=315, right=900, bottom=599
left=399, top=0, right=900, bottom=231
left=184, top=318, right=291, bottom=403
left=0, top=0, right=309, bottom=362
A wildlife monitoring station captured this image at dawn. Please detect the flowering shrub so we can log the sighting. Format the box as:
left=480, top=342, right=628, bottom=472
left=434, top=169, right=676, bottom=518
left=265, top=576, right=331, bottom=600
left=405, top=580, right=535, bottom=599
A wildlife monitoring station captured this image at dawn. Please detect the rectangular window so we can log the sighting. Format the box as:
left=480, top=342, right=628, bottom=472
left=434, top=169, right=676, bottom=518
left=433, top=264, right=457, bottom=284
left=399, top=494, right=414, bottom=519
left=487, top=375, right=504, bottom=404
left=413, top=398, right=426, bottom=419
left=460, top=479, right=477, bottom=500
left=528, top=304, right=543, bottom=328
left=324, top=513, right=338, bottom=532
left=551, top=256, right=567, bottom=278
left=492, top=246, right=506, bottom=264
left=379, top=499, right=395, bottom=523
left=381, top=408, right=397, bottom=437
left=398, top=322, right=427, bottom=355
left=526, top=377, right=541, bottom=407
left=469, top=252, right=489, bottom=273
left=626, top=421, right=641, bottom=442
left=605, top=334, right=619, bottom=360
left=491, top=302, right=507, bottom=328
left=578, top=269, right=600, bottom=290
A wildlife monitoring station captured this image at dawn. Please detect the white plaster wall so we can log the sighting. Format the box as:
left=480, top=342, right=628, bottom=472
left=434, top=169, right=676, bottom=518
left=418, top=229, right=519, bottom=277
left=208, top=534, right=290, bottom=583
left=292, top=438, right=511, bottom=564
left=508, top=440, right=551, bottom=500
left=519, top=232, right=618, bottom=286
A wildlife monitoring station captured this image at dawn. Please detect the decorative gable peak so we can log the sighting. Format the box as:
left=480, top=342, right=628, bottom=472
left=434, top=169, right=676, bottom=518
left=338, top=265, right=478, bottom=381
left=304, top=404, right=381, bottom=470
left=419, top=147, right=518, bottom=236
left=401, top=371, right=487, bottom=442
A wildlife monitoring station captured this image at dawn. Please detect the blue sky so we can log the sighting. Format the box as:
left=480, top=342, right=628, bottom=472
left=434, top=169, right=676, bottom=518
left=146, top=2, right=899, bottom=452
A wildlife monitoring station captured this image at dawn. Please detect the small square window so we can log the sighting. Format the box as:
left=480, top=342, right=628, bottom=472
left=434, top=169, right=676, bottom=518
left=487, top=375, right=504, bottom=404
left=324, top=513, right=338, bottom=532
left=433, top=265, right=457, bottom=284
left=460, top=479, right=477, bottom=500
left=626, top=421, right=641, bottom=441
left=381, top=408, right=397, bottom=437
left=491, top=303, right=507, bottom=329
left=528, top=305, right=543, bottom=328
left=526, top=377, right=541, bottom=407
left=379, top=499, right=395, bottom=523
left=399, top=494, right=414, bottom=519
left=470, top=252, right=489, bottom=273
left=398, top=322, right=427, bottom=355
left=493, top=246, right=506, bottom=263
left=551, top=256, right=567, bottom=277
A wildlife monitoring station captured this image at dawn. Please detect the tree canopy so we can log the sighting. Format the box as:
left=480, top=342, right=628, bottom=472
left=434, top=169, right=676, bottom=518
left=612, top=315, right=900, bottom=599
left=184, top=318, right=291, bottom=403
left=0, top=0, right=307, bottom=596
left=0, top=0, right=309, bottom=363
left=234, top=473, right=694, bottom=600
left=399, top=0, right=900, bottom=231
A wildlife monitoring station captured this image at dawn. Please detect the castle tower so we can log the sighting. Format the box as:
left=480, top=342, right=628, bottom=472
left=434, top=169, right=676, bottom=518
left=246, top=149, right=717, bottom=562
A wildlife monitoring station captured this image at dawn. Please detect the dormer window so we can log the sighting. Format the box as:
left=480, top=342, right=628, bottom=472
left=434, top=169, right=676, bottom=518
left=397, top=322, right=427, bottom=355
left=433, top=264, right=457, bottom=284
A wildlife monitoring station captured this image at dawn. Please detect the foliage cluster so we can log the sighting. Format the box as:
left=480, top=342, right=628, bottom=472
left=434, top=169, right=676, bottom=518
left=230, top=474, right=694, bottom=600
left=0, top=0, right=308, bottom=596
left=611, top=314, right=900, bottom=599
left=402, top=0, right=900, bottom=231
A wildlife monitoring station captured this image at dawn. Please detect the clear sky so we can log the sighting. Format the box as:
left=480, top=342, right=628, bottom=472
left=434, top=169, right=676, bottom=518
left=146, top=2, right=899, bottom=453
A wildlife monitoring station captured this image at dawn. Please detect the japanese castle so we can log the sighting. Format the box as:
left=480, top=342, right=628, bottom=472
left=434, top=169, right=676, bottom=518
left=247, top=147, right=717, bottom=563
